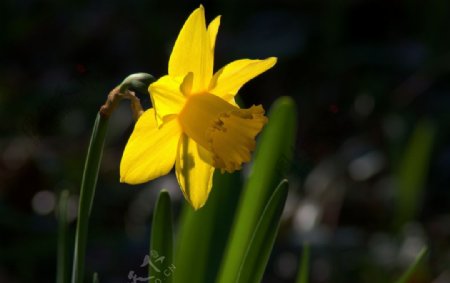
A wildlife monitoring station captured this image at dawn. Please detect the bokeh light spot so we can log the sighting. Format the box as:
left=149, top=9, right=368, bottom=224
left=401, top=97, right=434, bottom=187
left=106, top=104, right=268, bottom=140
left=31, top=190, right=56, bottom=215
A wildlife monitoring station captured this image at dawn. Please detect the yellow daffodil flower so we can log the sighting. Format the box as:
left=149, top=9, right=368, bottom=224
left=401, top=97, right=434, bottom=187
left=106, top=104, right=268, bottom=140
left=120, top=5, right=277, bottom=209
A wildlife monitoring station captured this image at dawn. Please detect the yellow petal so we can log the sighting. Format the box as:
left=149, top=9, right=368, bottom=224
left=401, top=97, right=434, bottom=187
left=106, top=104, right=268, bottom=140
left=149, top=75, right=186, bottom=126
left=120, top=109, right=181, bottom=184
left=175, top=133, right=215, bottom=210
left=207, top=16, right=221, bottom=51
left=178, top=93, right=267, bottom=173
left=209, top=57, right=277, bottom=99
left=180, top=72, right=194, bottom=95
left=168, top=5, right=213, bottom=93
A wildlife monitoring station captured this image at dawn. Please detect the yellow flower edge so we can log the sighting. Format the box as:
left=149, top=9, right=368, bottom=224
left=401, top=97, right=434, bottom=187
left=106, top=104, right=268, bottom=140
left=120, top=5, right=277, bottom=210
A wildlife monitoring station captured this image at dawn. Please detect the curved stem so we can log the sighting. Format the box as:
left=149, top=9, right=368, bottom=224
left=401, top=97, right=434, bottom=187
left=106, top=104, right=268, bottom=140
left=71, top=113, right=109, bottom=283
left=70, top=73, right=153, bottom=283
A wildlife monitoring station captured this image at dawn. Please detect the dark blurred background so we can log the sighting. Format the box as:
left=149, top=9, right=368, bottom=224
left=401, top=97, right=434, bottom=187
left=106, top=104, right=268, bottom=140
left=1, top=0, right=450, bottom=282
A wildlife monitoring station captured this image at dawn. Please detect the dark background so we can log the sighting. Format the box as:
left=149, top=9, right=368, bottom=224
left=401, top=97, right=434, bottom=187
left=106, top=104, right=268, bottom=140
left=1, top=0, right=450, bottom=282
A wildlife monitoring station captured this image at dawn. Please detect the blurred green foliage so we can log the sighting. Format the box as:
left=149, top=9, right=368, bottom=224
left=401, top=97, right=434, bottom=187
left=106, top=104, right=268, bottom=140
left=1, top=0, right=450, bottom=282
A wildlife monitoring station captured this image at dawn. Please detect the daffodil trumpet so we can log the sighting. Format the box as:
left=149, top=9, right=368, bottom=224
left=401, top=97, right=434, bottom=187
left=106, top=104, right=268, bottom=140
left=120, top=6, right=277, bottom=209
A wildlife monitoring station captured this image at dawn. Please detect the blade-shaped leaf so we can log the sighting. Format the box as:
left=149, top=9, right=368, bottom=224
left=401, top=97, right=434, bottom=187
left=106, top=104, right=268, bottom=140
left=395, top=120, right=435, bottom=228
left=92, top=272, right=99, bottom=283
left=295, top=243, right=310, bottom=283
left=149, top=189, right=174, bottom=283
left=394, top=246, right=427, bottom=283
left=217, top=96, right=297, bottom=283
left=173, top=171, right=242, bottom=283
left=236, top=180, right=288, bottom=283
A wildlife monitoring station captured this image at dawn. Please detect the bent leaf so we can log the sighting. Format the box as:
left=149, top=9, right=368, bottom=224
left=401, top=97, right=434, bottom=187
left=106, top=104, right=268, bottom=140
left=236, top=180, right=289, bottom=283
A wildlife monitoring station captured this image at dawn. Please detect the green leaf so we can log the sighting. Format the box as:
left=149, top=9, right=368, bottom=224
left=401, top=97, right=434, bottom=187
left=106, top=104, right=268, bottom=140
left=395, top=120, right=435, bottom=229
left=295, top=243, right=310, bottom=283
left=92, top=273, right=99, bottom=283
left=394, top=246, right=427, bottom=283
left=56, top=190, right=70, bottom=283
left=149, top=189, right=174, bottom=283
left=173, top=171, right=242, bottom=283
left=236, top=180, right=289, bottom=283
left=71, top=113, right=109, bottom=283
left=217, top=96, right=297, bottom=283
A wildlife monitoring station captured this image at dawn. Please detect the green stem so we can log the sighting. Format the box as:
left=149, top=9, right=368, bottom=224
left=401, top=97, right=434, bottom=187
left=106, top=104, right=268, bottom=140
left=68, top=73, right=152, bottom=283
left=71, top=113, right=109, bottom=283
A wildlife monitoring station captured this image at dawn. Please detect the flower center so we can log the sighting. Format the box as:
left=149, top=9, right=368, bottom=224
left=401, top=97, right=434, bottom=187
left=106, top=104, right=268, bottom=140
left=178, top=93, right=267, bottom=172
